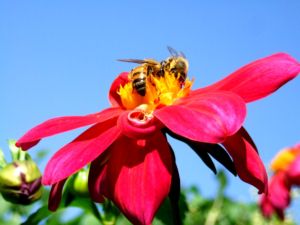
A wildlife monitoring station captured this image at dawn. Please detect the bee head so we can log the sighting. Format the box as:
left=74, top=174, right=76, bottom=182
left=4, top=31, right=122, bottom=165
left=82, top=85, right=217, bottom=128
left=171, top=57, right=189, bottom=74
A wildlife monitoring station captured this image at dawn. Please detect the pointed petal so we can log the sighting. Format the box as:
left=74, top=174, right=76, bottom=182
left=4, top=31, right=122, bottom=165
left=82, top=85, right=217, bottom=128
left=188, top=143, right=217, bottom=174
left=206, top=144, right=237, bottom=176
left=193, top=53, right=300, bottom=102
left=109, top=72, right=130, bottom=107
left=165, top=128, right=236, bottom=176
left=222, top=129, right=268, bottom=194
left=48, top=179, right=67, bottom=211
left=168, top=145, right=183, bottom=225
left=155, top=91, right=246, bottom=143
left=238, top=126, right=258, bottom=152
left=88, top=151, right=109, bottom=203
left=16, top=107, right=123, bottom=150
left=42, top=118, right=121, bottom=185
left=99, top=133, right=173, bottom=225
left=164, top=129, right=217, bottom=175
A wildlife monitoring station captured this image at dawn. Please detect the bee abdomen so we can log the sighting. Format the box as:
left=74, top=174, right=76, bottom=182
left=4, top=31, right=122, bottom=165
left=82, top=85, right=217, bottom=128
left=132, top=77, right=146, bottom=96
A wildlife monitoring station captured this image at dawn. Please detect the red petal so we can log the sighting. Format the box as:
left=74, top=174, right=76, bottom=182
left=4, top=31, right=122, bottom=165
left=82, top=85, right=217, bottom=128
left=222, top=129, right=268, bottom=194
left=109, top=72, right=130, bottom=107
left=260, top=192, right=285, bottom=220
left=88, top=151, right=109, bottom=203
left=268, top=172, right=291, bottom=209
left=168, top=147, right=182, bottom=222
left=260, top=194, right=275, bottom=219
left=287, top=155, right=300, bottom=185
left=42, top=118, right=121, bottom=185
left=154, top=91, right=246, bottom=143
left=238, top=126, right=258, bottom=152
left=98, top=133, right=173, bottom=225
left=193, top=53, right=300, bottom=102
left=16, top=107, right=123, bottom=150
left=48, top=179, right=67, bottom=211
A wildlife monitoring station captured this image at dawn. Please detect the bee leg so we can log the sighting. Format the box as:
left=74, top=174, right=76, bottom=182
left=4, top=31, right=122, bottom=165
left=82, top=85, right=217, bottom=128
left=156, top=69, right=165, bottom=77
left=148, top=75, right=156, bottom=87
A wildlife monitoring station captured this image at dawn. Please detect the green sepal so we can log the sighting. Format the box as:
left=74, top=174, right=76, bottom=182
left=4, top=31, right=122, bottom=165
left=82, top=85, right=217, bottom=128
left=0, top=148, right=7, bottom=168
left=8, top=139, right=31, bottom=162
left=0, top=160, right=41, bottom=186
left=1, top=184, right=42, bottom=205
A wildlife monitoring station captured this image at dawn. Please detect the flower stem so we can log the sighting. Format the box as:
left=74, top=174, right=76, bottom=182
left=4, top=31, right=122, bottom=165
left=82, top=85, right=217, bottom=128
left=204, top=197, right=222, bottom=225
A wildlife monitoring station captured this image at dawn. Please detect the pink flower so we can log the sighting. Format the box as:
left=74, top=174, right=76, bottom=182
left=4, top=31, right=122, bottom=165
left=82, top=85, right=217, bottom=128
left=260, top=171, right=291, bottom=220
left=286, top=146, right=300, bottom=186
left=260, top=144, right=300, bottom=220
left=17, top=53, right=300, bottom=225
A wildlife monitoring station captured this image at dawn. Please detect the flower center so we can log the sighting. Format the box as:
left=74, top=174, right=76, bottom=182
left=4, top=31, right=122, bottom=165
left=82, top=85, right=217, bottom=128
left=118, top=72, right=193, bottom=111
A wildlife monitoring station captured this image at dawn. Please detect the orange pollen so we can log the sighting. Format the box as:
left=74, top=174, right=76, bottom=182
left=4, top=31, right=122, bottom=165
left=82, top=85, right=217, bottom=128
left=118, top=72, right=193, bottom=112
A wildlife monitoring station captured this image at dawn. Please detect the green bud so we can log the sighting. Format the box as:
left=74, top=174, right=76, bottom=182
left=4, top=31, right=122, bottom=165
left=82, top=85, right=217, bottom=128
left=70, top=168, right=89, bottom=197
left=102, top=200, right=120, bottom=225
left=0, top=160, right=42, bottom=205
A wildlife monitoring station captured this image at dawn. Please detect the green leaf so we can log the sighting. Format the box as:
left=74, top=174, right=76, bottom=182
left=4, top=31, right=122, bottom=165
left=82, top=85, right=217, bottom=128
left=21, top=205, right=51, bottom=225
left=60, top=178, right=102, bottom=223
left=70, top=198, right=102, bottom=222
left=155, top=198, right=174, bottom=225
left=34, top=149, right=49, bottom=161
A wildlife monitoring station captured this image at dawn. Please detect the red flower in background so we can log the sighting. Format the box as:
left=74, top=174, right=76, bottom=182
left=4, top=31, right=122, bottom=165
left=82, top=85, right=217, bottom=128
left=260, top=171, right=291, bottom=220
left=16, top=53, right=300, bottom=225
left=260, top=144, right=300, bottom=220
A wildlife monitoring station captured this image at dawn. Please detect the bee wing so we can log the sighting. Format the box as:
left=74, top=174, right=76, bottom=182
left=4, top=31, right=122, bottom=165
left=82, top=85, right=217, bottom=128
left=167, top=46, right=179, bottom=57
left=179, top=51, right=186, bottom=58
left=118, top=58, right=160, bottom=65
left=117, top=59, right=148, bottom=64
left=167, top=46, right=186, bottom=58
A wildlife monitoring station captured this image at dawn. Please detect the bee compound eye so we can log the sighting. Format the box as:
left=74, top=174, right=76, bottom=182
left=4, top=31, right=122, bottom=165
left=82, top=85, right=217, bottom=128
left=177, top=61, right=186, bottom=69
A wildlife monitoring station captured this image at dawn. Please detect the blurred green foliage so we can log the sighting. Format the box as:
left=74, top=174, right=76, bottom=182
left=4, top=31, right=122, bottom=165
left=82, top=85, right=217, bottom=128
left=0, top=141, right=296, bottom=225
left=1, top=170, right=294, bottom=225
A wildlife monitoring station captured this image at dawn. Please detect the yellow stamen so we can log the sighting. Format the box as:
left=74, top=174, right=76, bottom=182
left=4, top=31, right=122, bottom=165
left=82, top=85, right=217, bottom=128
left=118, top=72, right=193, bottom=111
left=270, top=147, right=300, bottom=172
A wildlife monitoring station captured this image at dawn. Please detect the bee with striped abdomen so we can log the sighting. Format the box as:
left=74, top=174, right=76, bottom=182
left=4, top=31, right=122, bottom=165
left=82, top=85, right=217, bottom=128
left=118, top=58, right=162, bottom=96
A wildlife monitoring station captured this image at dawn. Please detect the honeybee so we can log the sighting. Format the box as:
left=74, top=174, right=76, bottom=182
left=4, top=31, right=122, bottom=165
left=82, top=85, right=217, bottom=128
left=162, top=46, right=189, bottom=83
left=118, top=58, right=162, bottom=96
left=118, top=47, right=189, bottom=96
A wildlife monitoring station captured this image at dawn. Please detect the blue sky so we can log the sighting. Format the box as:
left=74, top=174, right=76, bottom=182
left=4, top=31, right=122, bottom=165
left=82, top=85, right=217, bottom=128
left=1, top=0, right=300, bottom=222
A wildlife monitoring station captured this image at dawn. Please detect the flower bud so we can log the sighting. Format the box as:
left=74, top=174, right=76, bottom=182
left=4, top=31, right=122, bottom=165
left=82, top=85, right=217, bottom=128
left=70, top=168, right=89, bottom=197
left=0, top=160, right=42, bottom=205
